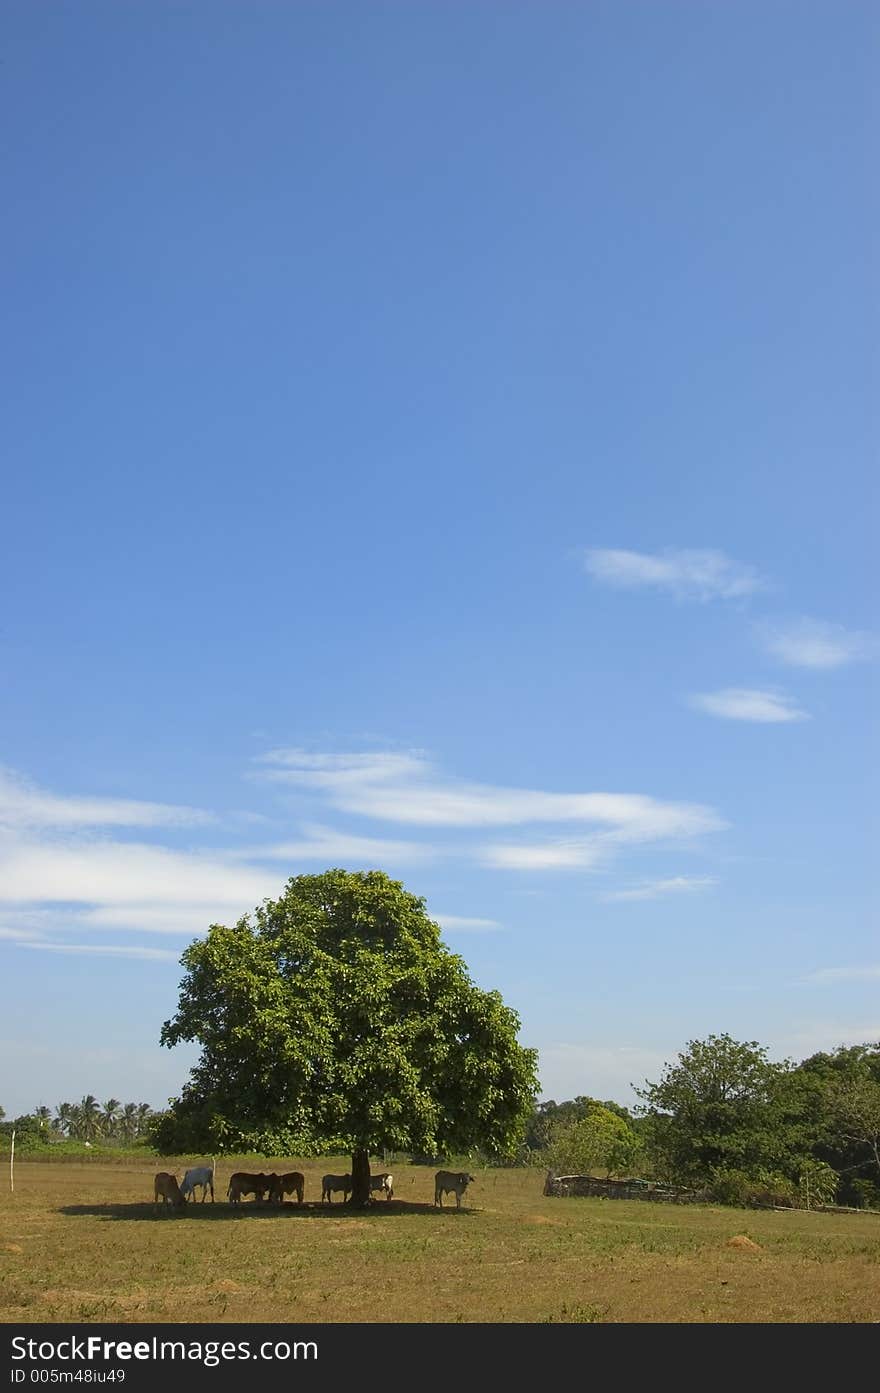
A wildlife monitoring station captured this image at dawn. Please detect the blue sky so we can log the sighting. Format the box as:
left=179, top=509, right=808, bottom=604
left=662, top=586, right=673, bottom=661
left=2, top=2, right=876, bottom=1118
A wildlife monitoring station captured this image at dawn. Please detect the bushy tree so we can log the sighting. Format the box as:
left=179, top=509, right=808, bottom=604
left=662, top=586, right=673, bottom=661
left=546, top=1104, right=643, bottom=1178
left=525, top=1095, right=635, bottom=1154
left=793, top=1043, right=880, bottom=1204
left=635, top=1034, right=797, bottom=1184
left=159, top=869, right=539, bottom=1204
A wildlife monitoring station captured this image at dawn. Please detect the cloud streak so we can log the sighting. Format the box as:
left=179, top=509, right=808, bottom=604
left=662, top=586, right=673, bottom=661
left=433, top=914, right=503, bottom=933
left=14, top=940, right=181, bottom=962
left=759, top=618, right=877, bottom=670
left=601, top=875, right=717, bottom=902
left=0, top=767, right=212, bottom=830
left=239, top=823, right=435, bottom=867
left=688, top=688, right=808, bottom=723
left=257, top=748, right=725, bottom=840
left=0, top=753, right=728, bottom=964
left=800, top=965, right=880, bottom=985
left=584, top=547, right=763, bottom=602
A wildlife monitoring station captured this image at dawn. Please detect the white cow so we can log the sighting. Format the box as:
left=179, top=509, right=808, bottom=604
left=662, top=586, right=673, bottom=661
left=321, top=1172, right=352, bottom=1204
left=434, top=1170, right=475, bottom=1209
left=180, top=1158, right=216, bottom=1203
left=369, top=1172, right=394, bottom=1200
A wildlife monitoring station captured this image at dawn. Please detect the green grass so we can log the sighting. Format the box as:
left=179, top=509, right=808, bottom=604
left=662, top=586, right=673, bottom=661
left=1, top=1156, right=879, bottom=1323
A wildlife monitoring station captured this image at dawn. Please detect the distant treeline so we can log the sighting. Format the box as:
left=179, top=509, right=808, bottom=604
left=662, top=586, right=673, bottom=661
left=0, top=1096, right=158, bottom=1150
left=520, top=1035, right=880, bottom=1210
left=5, top=1035, right=879, bottom=1210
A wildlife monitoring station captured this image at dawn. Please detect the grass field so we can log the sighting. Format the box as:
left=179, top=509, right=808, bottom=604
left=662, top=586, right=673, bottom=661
left=2, top=1156, right=879, bottom=1323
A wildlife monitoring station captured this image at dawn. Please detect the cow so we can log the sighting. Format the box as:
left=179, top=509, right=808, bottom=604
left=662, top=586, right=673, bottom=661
left=180, top=1158, right=215, bottom=1203
left=369, top=1172, right=394, bottom=1200
left=153, top=1172, right=185, bottom=1213
left=434, top=1170, right=475, bottom=1209
left=227, top=1171, right=276, bottom=1204
left=269, top=1171, right=305, bottom=1205
left=321, top=1173, right=352, bottom=1204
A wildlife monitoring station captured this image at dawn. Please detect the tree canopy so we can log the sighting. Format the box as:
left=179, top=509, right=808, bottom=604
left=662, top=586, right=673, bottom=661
left=544, top=1103, right=643, bottom=1178
left=635, top=1033, right=801, bottom=1183
left=634, top=1034, right=880, bottom=1206
left=158, top=869, right=539, bottom=1203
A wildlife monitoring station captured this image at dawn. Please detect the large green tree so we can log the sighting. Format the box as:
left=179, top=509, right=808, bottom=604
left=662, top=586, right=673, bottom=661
left=635, top=1034, right=800, bottom=1184
left=790, top=1044, right=880, bottom=1205
left=546, top=1103, right=643, bottom=1178
left=159, top=869, right=539, bottom=1205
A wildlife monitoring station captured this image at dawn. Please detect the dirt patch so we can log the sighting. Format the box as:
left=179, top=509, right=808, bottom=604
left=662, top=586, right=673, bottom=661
left=726, top=1235, right=762, bottom=1252
left=2, top=1244, right=24, bottom=1254
left=523, top=1215, right=564, bottom=1226
left=41, top=1289, right=105, bottom=1304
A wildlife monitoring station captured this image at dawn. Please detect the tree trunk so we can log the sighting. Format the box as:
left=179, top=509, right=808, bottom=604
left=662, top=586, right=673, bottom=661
left=350, top=1147, right=371, bottom=1207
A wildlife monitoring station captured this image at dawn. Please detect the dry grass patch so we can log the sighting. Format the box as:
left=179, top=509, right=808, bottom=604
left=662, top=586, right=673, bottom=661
left=1, top=1157, right=879, bottom=1322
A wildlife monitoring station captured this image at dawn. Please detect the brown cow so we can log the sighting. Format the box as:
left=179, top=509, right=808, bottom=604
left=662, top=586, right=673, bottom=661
left=153, top=1172, right=185, bottom=1213
left=227, top=1171, right=277, bottom=1204
left=269, top=1171, right=305, bottom=1205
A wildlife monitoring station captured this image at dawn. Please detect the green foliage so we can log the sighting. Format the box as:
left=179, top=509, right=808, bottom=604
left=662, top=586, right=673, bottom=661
left=524, top=1095, right=635, bottom=1153
left=707, top=1167, right=797, bottom=1207
left=791, top=1043, right=880, bottom=1204
left=797, top=1158, right=839, bottom=1208
left=545, top=1104, right=643, bottom=1177
left=637, top=1035, right=880, bottom=1207
left=0, top=1103, right=158, bottom=1158
left=636, top=1034, right=804, bottom=1183
left=0, top=1116, right=51, bottom=1153
left=159, top=869, right=539, bottom=1164
left=848, top=1178, right=880, bottom=1209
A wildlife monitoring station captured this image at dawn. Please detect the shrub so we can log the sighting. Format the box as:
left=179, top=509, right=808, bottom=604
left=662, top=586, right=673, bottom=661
left=708, top=1167, right=797, bottom=1208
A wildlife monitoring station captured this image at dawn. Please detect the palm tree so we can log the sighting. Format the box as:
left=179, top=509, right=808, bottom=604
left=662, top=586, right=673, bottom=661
left=101, top=1099, right=121, bottom=1139
left=34, top=1105, right=52, bottom=1130
left=120, top=1103, right=138, bottom=1144
left=53, top=1102, right=72, bottom=1135
left=78, top=1095, right=101, bottom=1142
left=135, top=1103, right=153, bottom=1138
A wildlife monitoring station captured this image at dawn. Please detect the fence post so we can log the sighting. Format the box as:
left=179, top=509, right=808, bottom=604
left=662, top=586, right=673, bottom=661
left=9, top=1128, right=15, bottom=1194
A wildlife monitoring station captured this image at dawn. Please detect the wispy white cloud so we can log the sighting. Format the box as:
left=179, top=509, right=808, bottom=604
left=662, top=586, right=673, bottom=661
left=433, top=914, right=503, bottom=933
left=0, top=924, right=45, bottom=941
left=14, top=940, right=180, bottom=962
left=78, top=904, right=245, bottom=936
left=800, top=965, right=880, bottom=985
left=537, top=1043, right=668, bottom=1104
left=759, top=618, right=878, bottom=670
left=256, top=749, right=724, bottom=840
left=601, top=875, right=717, bottom=902
left=779, top=1023, right=880, bottom=1055
left=239, top=823, right=435, bottom=867
left=0, top=750, right=728, bottom=964
left=688, top=688, right=808, bottom=723
left=0, top=835, right=274, bottom=912
left=480, top=838, right=607, bottom=871
left=0, top=766, right=211, bottom=830
left=0, top=833, right=276, bottom=945
left=583, top=547, right=763, bottom=602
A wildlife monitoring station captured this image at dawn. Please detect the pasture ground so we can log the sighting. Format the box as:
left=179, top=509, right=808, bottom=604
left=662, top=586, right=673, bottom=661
left=2, top=1157, right=879, bottom=1323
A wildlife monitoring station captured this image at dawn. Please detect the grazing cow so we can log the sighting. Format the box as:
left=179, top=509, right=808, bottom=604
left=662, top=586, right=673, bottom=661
left=180, top=1158, right=216, bottom=1203
left=153, top=1172, right=185, bottom=1213
left=269, top=1171, right=305, bottom=1205
left=434, top=1170, right=475, bottom=1210
left=227, top=1171, right=276, bottom=1204
left=369, top=1172, right=394, bottom=1200
left=321, top=1173, right=352, bottom=1204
